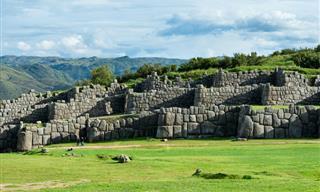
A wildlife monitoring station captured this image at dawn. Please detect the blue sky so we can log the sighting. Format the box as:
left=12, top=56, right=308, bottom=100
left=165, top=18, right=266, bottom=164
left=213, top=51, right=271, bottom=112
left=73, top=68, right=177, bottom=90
left=2, top=0, right=319, bottom=58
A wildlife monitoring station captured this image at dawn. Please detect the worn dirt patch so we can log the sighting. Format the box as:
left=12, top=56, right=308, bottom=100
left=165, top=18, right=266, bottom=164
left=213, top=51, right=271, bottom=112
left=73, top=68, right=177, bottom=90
left=0, top=179, right=90, bottom=191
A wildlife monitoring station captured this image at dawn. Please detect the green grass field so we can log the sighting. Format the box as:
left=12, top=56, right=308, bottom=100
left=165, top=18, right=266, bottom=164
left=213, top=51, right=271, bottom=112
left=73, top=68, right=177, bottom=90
left=1, top=139, right=319, bottom=191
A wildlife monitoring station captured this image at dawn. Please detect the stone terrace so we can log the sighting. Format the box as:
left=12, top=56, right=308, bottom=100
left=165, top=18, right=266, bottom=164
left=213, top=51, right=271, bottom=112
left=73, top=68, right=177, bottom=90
left=0, top=69, right=319, bottom=151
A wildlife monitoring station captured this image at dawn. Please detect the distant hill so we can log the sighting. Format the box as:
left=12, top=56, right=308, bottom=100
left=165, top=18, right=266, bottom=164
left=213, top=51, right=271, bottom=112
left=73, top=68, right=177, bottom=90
left=0, top=56, right=187, bottom=99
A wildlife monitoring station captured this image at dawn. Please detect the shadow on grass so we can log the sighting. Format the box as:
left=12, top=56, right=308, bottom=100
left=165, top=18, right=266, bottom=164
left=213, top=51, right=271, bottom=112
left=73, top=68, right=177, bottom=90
left=193, top=170, right=253, bottom=180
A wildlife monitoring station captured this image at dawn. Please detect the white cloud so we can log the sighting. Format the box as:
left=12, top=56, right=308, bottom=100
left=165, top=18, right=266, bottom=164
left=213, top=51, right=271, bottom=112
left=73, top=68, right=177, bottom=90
left=5, top=0, right=318, bottom=58
left=36, top=40, right=55, bottom=50
left=61, top=35, right=87, bottom=49
left=17, top=41, right=31, bottom=51
left=60, top=35, right=103, bottom=56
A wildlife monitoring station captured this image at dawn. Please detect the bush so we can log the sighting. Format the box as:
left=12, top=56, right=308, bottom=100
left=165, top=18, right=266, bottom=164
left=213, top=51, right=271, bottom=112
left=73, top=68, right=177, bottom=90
left=292, top=51, right=320, bottom=69
left=91, top=65, right=114, bottom=86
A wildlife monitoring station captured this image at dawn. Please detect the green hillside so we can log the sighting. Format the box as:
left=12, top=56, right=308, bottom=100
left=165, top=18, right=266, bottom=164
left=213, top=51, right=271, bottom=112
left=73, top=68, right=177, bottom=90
left=119, top=46, right=320, bottom=86
left=0, top=56, right=187, bottom=99
left=0, top=66, right=48, bottom=99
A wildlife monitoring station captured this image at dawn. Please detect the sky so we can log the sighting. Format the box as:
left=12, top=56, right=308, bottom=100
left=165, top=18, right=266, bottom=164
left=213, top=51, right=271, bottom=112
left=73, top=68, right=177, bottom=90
left=1, top=0, right=319, bottom=59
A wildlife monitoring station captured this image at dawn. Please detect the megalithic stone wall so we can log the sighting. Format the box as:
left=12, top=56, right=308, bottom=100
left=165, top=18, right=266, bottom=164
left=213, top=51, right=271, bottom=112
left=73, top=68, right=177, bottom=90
left=156, top=106, right=240, bottom=138
left=237, top=105, right=320, bottom=138
left=86, top=112, right=158, bottom=142
left=16, top=116, right=88, bottom=151
left=157, top=105, right=320, bottom=139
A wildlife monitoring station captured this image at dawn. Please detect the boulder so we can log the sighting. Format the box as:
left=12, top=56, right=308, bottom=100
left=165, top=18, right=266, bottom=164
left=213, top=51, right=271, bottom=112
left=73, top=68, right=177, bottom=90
left=113, top=154, right=131, bottom=163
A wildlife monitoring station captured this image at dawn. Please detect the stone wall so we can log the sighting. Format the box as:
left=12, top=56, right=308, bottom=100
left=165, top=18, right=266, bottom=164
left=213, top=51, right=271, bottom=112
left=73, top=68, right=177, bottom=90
left=157, top=105, right=320, bottom=139
left=0, top=124, right=19, bottom=151
left=126, top=88, right=195, bottom=113
left=194, top=84, right=262, bottom=106
left=275, top=69, right=310, bottom=87
left=261, top=84, right=320, bottom=105
left=0, top=90, right=67, bottom=151
left=238, top=105, right=319, bottom=138
left=48, top=98, right=107, bottom=120
left=16, top=116, right=87, bottom=151
left=211, top=69, right=273, bottom=87
left=48, top=83, right=127, bottom=120
left=156, top=105, right=240, bottom=138
left=134, top=72, right=191, bottom=92
left=87, top=112, right=158, bottom=142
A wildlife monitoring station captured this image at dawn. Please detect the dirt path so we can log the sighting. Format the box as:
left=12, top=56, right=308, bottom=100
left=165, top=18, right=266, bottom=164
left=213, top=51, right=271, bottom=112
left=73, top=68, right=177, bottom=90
left=55, top=140, right=320, bottom=150
left=0, top=179, right=90, bottom=191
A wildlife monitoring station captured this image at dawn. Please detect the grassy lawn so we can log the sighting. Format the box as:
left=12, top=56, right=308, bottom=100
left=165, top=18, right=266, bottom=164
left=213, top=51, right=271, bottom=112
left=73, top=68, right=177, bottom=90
left=0, top=139, right=319, bottom=191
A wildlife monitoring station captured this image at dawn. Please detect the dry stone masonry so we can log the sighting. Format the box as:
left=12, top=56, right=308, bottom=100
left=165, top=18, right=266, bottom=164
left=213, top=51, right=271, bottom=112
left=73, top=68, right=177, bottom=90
left=0, top=69, right=319, bottom=151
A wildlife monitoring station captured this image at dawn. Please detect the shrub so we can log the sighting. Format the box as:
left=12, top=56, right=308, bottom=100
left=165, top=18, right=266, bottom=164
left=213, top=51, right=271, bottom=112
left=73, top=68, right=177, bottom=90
left=91, top=65, right=114, bottom=86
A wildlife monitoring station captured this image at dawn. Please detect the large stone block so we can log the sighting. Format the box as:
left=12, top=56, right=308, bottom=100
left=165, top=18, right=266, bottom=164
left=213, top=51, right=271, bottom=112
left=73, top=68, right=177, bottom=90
left=238, top=116, right=253, bottom=138
left=44, top=126, right=51, bottom=135
left=43, top=135, right=51, bottom=145
left=190, top=115, right=197, bottom=122
left=201, top=121, right=215, bottom=135
left=196, top=114, right=204, bottom=123
left=253, top=123, right=264, bottom=138
left=51, top=132, right=61, bottom=143
left=289, top=114, right=302, bottom=138
left=264, top=126, right=274, bottom=138
left=263, top=115, right=272, bottom=126
left=175, top=114, right=184, bottom=125
left=187, top=122, right=200, bottom=135
left=17, top=130, right=32, bottom=151
left=173, top=125, right=182, bottom=138
left=274, top=128, right=286, bottom=138
left=99, top=120, right=107, bottom=130
left=156, top=126, right=173, bottom=138
left=165, top=112, right=175, bottom=126
left=182, top=123, right=188, bottom=138
left=272, top=114, right=281, bottom=128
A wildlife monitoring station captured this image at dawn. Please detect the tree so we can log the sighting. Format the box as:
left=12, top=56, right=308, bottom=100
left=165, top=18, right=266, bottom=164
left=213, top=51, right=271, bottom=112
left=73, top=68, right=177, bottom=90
left=292, top=51, right=320, bottom=69
left=91, top=65, right=114, bottom=86
left=315, top=44, right=320, bottom=52
left=232, top=53, right=248, bottom=67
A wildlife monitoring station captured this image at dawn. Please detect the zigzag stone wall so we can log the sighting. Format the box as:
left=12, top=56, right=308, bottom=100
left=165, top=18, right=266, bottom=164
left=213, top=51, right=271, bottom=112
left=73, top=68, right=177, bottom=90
left=211, top=69, right=274, bottom=87
left=194, top=84, right=262, bottom=106
left=261, top=84, right=320, bottom=105
left=126, top=88, right=195, bottom=113
left=1, top=69, right=320, bottom=151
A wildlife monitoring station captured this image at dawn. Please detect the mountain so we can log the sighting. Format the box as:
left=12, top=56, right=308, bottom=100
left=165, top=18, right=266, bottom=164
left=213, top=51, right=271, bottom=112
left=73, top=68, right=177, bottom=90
left=0, top=55, right=187, bottom=99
